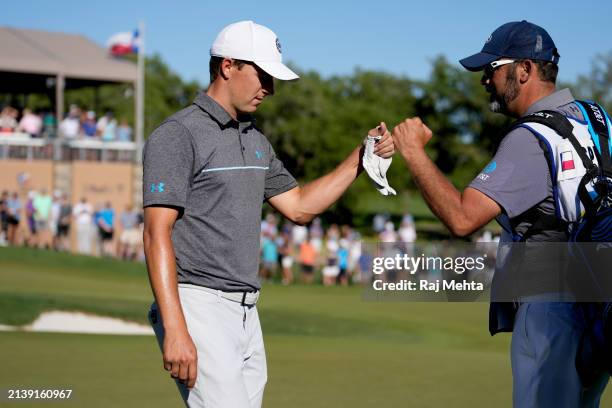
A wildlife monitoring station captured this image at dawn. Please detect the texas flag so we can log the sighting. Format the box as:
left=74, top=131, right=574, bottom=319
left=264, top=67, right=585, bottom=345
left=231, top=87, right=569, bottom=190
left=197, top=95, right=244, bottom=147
left=560, top=151, right=575, bottom=171
left=107, top=30, right=140, bottom=56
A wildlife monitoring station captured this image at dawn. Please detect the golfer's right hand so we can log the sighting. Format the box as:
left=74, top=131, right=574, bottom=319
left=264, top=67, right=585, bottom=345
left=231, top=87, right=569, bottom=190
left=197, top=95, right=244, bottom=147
left=163, top=330, right=198, bottom=389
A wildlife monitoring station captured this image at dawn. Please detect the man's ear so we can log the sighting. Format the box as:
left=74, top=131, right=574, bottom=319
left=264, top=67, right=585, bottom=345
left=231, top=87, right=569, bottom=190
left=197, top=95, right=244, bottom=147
left=220, top=58, right=233, bottom=80
left=518, top=60, right=532, bottom=84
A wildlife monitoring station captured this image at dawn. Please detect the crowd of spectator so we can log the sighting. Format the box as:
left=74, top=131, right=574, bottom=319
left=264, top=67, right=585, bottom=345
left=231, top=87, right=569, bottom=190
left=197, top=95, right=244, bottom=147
left=1, top=187, right=500, bottom=287
left=0, top=104, right=133, bottom=141
left=258, top=212, right=418, bottom=286
left=0, top=189, right=143, bottom=261
left=1, top=188, right=426, bottom=286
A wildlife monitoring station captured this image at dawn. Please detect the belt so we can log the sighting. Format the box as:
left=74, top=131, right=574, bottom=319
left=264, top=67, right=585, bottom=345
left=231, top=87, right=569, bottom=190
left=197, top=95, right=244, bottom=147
left=179, top=284, right=260, bottom=306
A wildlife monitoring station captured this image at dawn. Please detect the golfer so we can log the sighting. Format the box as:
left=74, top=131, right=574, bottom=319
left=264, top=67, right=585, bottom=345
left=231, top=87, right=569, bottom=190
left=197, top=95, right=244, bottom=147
left=391, top=21, right=609, bottom=406
left=142, top=20, right=393, bottom=408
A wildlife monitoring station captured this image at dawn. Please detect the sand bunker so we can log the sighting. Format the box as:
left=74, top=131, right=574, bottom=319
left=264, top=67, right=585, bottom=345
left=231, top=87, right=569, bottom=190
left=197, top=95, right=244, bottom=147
left=0, top=311, right=153, bottom=335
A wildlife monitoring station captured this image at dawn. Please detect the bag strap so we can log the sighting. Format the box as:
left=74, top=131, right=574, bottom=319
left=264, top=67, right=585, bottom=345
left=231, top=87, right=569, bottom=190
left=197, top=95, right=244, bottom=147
left=514, top=110, right=603, bottom=213
left=513, top=110, right=598, bottom=175
left=576, top=100, right=612, bottom=177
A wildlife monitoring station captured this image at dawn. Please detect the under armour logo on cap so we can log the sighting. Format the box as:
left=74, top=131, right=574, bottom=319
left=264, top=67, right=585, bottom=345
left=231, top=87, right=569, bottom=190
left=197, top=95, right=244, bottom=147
left=276, top=38, right=282, bottom=53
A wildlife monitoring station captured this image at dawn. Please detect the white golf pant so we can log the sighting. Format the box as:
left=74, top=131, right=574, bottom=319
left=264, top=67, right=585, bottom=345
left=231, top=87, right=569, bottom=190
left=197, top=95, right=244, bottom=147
left=149, top=284, right=267, bottom=408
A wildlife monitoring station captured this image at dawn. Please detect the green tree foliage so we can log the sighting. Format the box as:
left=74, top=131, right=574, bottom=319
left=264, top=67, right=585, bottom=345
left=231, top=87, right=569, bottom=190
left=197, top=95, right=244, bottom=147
left=143, top=54, right=200, bottom=135
left=254, top=67, right=418, bottom=225
left=9, top=51, right=612, bottom=228
left=573, top=52, right=612, bottom=113
left=414, top=56, right=511, bottom=188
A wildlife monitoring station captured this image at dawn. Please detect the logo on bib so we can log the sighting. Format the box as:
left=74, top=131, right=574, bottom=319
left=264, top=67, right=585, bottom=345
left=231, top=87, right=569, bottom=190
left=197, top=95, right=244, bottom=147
left=483, top=161, right=497, bottom=174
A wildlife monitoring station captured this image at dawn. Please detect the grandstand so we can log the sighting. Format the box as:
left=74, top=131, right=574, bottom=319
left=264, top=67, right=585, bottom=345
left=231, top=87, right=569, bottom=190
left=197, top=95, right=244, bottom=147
left=0, top=27, right=142, bottom=251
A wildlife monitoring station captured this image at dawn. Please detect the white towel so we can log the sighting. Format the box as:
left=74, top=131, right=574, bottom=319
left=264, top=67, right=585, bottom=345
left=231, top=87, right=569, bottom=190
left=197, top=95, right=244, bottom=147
left=363, top=135, right=396, bottom=196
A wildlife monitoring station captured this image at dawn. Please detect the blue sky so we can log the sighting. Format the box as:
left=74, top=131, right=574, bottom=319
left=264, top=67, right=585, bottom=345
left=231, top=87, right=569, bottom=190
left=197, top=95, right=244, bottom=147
left=2, top=0, right=610, bottom=86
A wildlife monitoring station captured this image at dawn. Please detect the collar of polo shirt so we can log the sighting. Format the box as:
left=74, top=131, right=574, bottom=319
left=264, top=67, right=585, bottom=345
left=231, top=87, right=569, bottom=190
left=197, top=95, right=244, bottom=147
left=194, top=93, right=255, bottom=127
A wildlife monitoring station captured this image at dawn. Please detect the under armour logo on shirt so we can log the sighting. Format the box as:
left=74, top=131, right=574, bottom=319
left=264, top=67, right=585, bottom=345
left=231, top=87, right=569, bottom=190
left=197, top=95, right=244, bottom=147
left=150, top=182, right=165, bottom=193
left=255, top=150, right=263, bottom=159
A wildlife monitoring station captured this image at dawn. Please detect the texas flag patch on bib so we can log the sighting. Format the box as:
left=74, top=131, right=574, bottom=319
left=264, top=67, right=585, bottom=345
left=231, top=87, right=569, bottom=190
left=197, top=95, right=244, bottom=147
left=560, top=151, right=575, bottom=171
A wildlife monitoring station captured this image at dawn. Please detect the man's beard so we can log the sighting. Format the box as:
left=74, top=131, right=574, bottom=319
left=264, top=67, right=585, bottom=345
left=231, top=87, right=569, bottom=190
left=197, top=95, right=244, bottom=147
left=489, top=68, right=520, bottom=114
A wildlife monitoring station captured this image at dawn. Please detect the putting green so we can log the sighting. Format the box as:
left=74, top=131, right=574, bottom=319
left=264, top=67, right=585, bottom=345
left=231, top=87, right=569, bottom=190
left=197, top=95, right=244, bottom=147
left=0, top=247, right=610, bottom=406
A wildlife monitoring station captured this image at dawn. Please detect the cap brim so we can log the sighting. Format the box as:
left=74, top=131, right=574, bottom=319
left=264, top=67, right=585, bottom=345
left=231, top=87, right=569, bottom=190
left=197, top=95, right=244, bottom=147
left=459, top=52, right=499, bottom=71
left=254, top=61, right=299, bottom=80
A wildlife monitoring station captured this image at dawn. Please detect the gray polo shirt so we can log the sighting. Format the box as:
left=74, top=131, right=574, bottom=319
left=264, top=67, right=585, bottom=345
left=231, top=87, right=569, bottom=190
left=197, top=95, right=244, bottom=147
left=143, top=93, right=297, bottom=291
left=469, top=88, right=583, bottom=241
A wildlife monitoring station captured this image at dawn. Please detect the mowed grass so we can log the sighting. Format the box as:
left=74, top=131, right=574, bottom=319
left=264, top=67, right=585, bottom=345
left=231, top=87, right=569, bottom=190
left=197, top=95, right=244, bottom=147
left=0, top=247, right=610, bottom=407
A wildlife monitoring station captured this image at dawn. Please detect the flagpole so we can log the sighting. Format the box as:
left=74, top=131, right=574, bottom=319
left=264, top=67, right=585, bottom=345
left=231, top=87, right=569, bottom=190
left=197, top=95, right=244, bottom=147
left=135, top=21, right=145, bottom=164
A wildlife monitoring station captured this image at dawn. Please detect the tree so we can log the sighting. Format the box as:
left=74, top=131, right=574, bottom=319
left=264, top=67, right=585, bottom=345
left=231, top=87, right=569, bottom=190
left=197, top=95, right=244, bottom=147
left=573, top=52, right=612, bottom=113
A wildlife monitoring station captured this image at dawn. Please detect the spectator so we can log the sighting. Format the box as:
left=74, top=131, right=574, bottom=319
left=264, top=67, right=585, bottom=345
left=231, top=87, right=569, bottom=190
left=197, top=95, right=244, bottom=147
left=379, top=221, right=397, bottom=243
left=260, top=231, right=278, bottom=281
left=322, top=226, right=340, bottom=286
left=81, top=111, right=97, bottom=138
left=398, top=214, right=417, bottom=243
left=0, top=191, right=7, bottom=246
left=292, top=223, right=307, bottom=246
left=102, top=117, right=117, bottom=142
left=73, top=197, right=94, bottom=254
left=261, top=213, right=278, bottom=238
left=348, top=232, right=363, bottom=282
left=49, top=191, right=62, bottom=246
left=298, top=237, right=317, bottom=284
left=17, top=109, right=42, bottom=137
left=337, top=239, right=349, bottom=286
left=59, top=105, right=81, bottom=140
left=136, top=210, right=145, bottom=262
left=6, top=192, right=21, bottom=245
left=97, top=111, right=117, bottom=141
left=119, top=205, right=140, bottom=260
left=309, top=217, right=324, bottom=252
left=372, top=213, right=387, bottom=234
left=0, top=106, right=18, bottom=132
left=97, top=201, right=115, bottom=256
left=56, top=193, right=72, bottom=251
left=42, top=111, right=57, bottom=138
left=117, top=118, right=132, bottom=141
left=278, top=231, right=294, bottom=285
left=32, top=188, right=53, bottom=249
left=25, top=190, right=37, bottom=246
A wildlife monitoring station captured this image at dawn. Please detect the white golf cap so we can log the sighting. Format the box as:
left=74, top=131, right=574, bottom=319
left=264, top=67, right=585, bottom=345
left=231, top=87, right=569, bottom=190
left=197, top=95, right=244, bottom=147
left=210, top=20, right=299, bottom=81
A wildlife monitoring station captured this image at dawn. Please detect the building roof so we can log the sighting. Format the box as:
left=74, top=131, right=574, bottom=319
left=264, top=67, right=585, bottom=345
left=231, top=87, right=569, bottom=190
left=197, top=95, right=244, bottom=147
left=0, top=27, right=137, bottom=91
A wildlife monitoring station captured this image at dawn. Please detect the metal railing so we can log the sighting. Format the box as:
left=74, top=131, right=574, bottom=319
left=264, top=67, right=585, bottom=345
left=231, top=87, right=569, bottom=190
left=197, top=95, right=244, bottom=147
left=0, top=132, right=137, bottom=162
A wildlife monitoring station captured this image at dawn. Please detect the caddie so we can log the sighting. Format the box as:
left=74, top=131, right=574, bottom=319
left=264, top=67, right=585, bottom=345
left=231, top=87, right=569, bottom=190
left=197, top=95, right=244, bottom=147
left=142, top=20, right=394, bottom=408
left=391, top=20, right=610, bottom=407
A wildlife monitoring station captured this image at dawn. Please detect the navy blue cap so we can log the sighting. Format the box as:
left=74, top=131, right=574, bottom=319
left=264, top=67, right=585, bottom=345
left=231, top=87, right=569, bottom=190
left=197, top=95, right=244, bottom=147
left=460, top=20, right=560, bottom=71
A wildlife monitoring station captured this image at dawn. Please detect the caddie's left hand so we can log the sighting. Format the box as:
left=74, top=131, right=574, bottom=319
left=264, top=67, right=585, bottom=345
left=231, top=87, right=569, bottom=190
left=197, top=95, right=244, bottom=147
left=392, top=117, right=432, bottom=158
left=367, top=122, right=395, bottom=158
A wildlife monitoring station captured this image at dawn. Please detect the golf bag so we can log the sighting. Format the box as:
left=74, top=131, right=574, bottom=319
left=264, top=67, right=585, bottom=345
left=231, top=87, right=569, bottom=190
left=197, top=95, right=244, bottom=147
left=511, top=100, right=612, bottom=383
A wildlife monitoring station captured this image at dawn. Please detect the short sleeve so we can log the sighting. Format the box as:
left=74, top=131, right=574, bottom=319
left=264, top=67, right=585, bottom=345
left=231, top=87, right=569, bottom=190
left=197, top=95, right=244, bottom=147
left=143, top=121, right=194, bottom=209
left=469, top=127, right=551, bottom=218
left=264, top=143, right=298, bottom=200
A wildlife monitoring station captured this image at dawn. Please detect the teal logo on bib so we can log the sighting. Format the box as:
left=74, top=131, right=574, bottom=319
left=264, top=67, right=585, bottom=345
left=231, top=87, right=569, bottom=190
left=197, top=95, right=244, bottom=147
left=483, top=161, right=497, bottom=174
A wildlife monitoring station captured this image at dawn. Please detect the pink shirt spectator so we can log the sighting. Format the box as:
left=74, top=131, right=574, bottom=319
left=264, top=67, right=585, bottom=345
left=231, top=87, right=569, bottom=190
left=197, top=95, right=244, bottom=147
left=18, top=109, right=43, bottom=136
